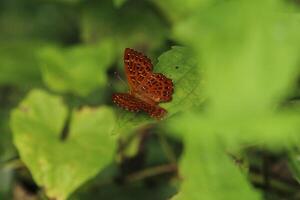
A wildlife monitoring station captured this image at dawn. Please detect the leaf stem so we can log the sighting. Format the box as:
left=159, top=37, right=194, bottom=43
left=158, top=133, right=177, bottom=164
left=60, top=107, right=72, bottom=141
left=0, top=156, right=24, bottom=170
left=124, top=163, right=178, bottom=183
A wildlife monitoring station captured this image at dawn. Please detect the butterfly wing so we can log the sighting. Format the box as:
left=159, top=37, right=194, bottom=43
left=139, top=73, right=173, bottom=103
left=124, top=48, right=153, bottom=92
left=112, top=93, right=167, bottom=119
left=123, top=48, right=173, bottom=103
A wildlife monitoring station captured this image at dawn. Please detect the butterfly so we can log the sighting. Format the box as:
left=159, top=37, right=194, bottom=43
left=112, top=48, right=174, bottom=119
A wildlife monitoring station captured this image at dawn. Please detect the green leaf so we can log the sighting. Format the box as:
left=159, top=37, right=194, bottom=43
left=39, top=40, right=114, bottom=96
left=174, top=1, right=300, bottom=120
left=151, top=0, right=213, bottom=23
left=10, top=90, right=116, bottom=200
left=0, top=41, right=43, bottom=86
left=171, top=1, right=300, bottom=144
left=288, top=150, right=300, bottom=184
left=112, top=46, right=204, bottom=135
left=169, top=113, right=261, bottom=200
left=113, top=0, right=127, bottom=8
left=0, top=111, right=16, bottom=161
left=0, top=1, right=78, bottom=42
left=81, top=0, right=168, bottom=54
left=166, top=1, right=300, bottom=199
left=156, top=46, right=204, bottom=115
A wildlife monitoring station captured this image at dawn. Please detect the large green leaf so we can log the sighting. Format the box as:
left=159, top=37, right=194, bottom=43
left=112, top=46, right=204, bottom=135
left=167, top=1, right=300, bottom=199
left=10, top=90, right=116, bottom=200
left=171, top=0, right=300, bottom=144
left=166, top=111, right=264, bottom=200
left=39, top=40, right=114, bottom=96
left=174, top=1, right=300, bottom=120
left=170, top=114, right=261, bottom=200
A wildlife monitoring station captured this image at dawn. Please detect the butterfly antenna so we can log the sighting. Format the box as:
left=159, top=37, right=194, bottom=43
left=114, top=71, right=127, bottom=86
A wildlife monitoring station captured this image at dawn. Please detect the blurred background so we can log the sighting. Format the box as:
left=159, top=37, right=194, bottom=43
left=2, top=0, right=300, bottom=199
left=0, top=0, right=178, bottom=199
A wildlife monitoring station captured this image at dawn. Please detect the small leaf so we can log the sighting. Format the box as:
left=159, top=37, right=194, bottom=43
left=39, top=40, right=114, bottom=96
left=10, top=90, right=116, bottom=200
left=156, top=46, right=204, bottom=115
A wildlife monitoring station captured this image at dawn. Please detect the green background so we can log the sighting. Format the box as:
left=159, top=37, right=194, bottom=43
left=1, top=0, right=300, bottom=199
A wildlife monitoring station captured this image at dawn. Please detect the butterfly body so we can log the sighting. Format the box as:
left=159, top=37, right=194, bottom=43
left=112, top=48, right=173, bottom=119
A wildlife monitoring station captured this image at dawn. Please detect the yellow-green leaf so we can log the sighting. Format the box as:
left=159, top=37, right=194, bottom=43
left=10, top=90, right=116, bottom=200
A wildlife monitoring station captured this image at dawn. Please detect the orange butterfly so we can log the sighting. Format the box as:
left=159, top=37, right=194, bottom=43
left=112, top=48, right=174, bottom=119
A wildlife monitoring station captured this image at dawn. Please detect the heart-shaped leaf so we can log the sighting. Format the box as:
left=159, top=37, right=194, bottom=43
left=10, top=90, right=116, bottom=200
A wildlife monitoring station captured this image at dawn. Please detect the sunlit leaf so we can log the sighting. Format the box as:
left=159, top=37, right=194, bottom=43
left=10, top=90, right=116, bottom=200
left=174, top=1, right=300, bottom=120
left=168, top=1, right=300, bottom=199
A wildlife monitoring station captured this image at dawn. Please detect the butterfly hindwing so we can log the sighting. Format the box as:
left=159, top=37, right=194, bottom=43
left=112, top=93, right=167, bottom=119
left=112, top=93, right=144, bottom=112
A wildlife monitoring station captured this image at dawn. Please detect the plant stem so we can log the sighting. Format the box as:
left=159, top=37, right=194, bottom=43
left=124, top=163, right=177, bottom=183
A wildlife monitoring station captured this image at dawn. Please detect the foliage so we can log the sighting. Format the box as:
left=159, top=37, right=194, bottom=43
left=10, top=90, right=116, bottom=199
left=39, top=40, right=115, bottom=96
left=1, top=0, right=300, bottom=199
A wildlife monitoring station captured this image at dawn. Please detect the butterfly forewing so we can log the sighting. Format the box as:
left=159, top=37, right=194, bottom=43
left=124, top=48, right=153, bottom=92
